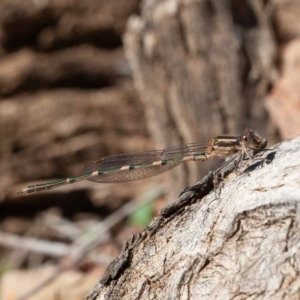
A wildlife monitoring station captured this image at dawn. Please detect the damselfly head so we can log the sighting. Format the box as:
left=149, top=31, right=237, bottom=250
left=242, top=130, right=268, bottom=150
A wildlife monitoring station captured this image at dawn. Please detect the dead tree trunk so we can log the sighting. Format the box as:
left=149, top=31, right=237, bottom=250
left=86, top=134, right=300, bottom=300
left=85, top=1, right=300, bottom=299
left=123, top=0, right=277, bottom=196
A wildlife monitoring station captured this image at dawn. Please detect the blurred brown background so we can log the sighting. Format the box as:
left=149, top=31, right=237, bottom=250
left=1, top=0, right=300, bottom=299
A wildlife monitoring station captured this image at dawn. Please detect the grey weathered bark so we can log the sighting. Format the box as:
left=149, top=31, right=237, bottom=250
left=124, top=0, right=278, bottom=197
left=85, top=1, right=300, bottom=299
left=86, top=133, right=300, bottom=300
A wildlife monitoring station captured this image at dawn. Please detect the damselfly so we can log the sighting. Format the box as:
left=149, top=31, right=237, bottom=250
left=17, top=130, right=267, bottom=196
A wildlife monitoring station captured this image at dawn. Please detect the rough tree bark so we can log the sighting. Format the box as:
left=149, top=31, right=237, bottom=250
left=86, top=131, right=300, bottom=300
left=83, top=1, right=300, bottom=299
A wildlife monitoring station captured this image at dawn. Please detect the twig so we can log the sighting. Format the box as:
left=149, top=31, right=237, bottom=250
left=68, top=185, right=166, bottom=264
left=0, top=232, right=69, bottom=257
left=41, top=211, right=83, bottom=240
left=15, top=185, right=166, bottom=300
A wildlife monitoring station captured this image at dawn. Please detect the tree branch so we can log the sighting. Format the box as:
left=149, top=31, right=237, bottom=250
left=86, top=136, right=300, bottom=300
